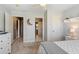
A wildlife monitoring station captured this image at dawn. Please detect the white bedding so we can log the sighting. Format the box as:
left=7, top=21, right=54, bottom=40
left=54, top=40, right=79, bottom=54
left=38, top=40, right=79, bottom=54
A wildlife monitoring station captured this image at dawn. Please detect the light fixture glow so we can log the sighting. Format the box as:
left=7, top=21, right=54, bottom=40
left=40, top=4, right=46, bottom=7
left=40, top=4, right=47, bottom=10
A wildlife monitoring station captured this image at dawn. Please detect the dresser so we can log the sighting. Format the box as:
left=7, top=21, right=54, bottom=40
left=0, top=33, right=11, bottom=54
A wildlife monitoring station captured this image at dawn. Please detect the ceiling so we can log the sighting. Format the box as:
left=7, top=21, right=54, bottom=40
left=47, top=4, right=77, bottom=12
left=1, top=4, right=45, bottom=12
left=0, top=4, right=77, bottom=12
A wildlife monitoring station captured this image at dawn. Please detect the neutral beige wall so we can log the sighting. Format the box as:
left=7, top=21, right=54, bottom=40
left=47, top=5, right=64, bottom=41
left=44, top=11, right=47, bottom=41
left=0, top=11, right=4, bottom=31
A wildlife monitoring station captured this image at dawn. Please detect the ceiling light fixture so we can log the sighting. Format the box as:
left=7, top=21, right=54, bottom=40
left=40, top=4, right=47, bottom=10
left=40, top=4, right=46, bottom=7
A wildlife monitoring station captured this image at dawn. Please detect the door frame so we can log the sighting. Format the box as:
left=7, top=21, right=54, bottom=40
left=12, top=16, right=24, bottom=42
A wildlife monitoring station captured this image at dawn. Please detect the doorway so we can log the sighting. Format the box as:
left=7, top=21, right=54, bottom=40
left=13, top=16, right=23, bottom=41
left=35, top=18, right=43, bottom=42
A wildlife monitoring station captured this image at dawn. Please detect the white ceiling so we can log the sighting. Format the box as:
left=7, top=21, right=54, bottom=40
left=47, top=4, right=77, bottom=12
left=0, top=4, right=77, bottom=12
left=1, top=4, right=45, bottom=12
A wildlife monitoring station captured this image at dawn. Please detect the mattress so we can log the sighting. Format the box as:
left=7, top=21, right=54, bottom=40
left=54, top=40, right=79, bottom=54
left=38, top=40, right=79, bottom=54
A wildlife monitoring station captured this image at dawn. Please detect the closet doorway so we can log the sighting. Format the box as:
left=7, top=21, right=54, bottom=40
left=13, top=16, right=23, bottom=41
left=35, top=18, right=43, bottom=42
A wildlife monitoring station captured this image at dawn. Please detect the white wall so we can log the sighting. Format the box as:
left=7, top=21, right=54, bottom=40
left=0, top=11, right=4, bottom=31
left=47, top=5, right=64, bottom=41
left=11, top=10, right=44, bottom=43
left=0, top=6, right=5, bottom=31
left=0, top=5, right=12, bottom=32
left=63, top=5, right=79, bottom=19
left=44, top=10, right=47, bottom=41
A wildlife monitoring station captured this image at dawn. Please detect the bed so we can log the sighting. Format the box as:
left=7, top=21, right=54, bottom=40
left=38, top=40, right=79, bottom=54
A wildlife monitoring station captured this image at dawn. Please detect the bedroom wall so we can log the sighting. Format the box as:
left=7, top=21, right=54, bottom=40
left=0, top=6, right=5, bottom=31
left=47, top=4, right=79, bottom=42
left=44, top=10, right=47, bottom=41
left=63, top=5, right=79, bottom=19
left=47, top=5, right=64, bottom=41
left=0, top=6, right=11, bottom=32
left=24, top=11, right=44, bottom=43
left=11, top=10, right=44, bottom=43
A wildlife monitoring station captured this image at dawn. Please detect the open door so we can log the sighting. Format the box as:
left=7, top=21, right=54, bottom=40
left=13, top=17, right=23, bottom=41
left=35, top=18, right=43, bottom=42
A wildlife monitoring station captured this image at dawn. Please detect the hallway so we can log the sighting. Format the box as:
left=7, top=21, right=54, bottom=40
left=35, top=35, right=42, bottom=42
left=11, top=38, right=40, bottom=54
